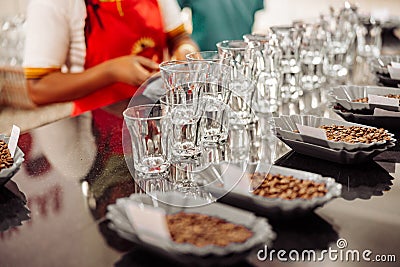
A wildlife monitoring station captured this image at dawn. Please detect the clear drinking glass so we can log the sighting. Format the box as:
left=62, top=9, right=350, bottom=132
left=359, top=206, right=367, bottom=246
left=159, top=60, right=208, bottom=154
left=159, top=60, right=209, bottom=91
left=216, top=40, right=259, bottom=125
left=271, top=26, right=303, bottom=103
left=244, top=32, right=282, bottom=113
left=166, top=59, right=231, bottom=144
left=216, top=40, right=262, bottom=81
left=186, top=51, right=231, bottom=65
left=186, top=53, right=232, bottom=103
left=123, top=104, right=172, bottom=192
left=160, top=91, right=204, bottom=161
left=338, top=2, right=359, bottom=68
left=356, top=17, right=382, bottom=58
left=297, top=23, right=326, bottom=91
left=320, top=12, right=352, bottom=81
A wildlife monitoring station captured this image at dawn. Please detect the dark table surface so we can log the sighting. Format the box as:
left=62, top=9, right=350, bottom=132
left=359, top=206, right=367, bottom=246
left=2, top=31, right=400, bottom=266
left=0, top=92, right=399, bottom=267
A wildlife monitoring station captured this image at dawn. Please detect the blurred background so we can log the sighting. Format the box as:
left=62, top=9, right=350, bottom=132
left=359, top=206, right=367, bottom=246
left=1, top=0, right=400, bottom=133
left=2, top=0, right=400, bottom=30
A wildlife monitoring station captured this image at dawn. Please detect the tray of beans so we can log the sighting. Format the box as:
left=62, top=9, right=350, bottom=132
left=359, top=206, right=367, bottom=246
left=332, top=106, right=400, bottom=130
left=250, top=166, right=341, bottom=211
left=196, top=164, right=342, bottom=216
left=275, top=136, right=395, bottom=164
left=106, top=192, right=275, bottom=266
left=329, top=85, right=400, bottom=111
left=273, top=115, right=396, bottom=151
left=0, top=134, right=25, bottom=186
left=369, top=55, right=400, bottom=88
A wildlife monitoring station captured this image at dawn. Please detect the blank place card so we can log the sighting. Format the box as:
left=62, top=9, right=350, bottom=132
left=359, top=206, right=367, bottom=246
left=388, top=65, right=400, bottom=80
left=373, top=108, right=400, bottom=117
left=9, top=125, right=20, bottom=158
left=125, top=202, right=171, bottom=243
left=222, top=163, right=251, bottom=195
left=368, top=94, right=399, bottom=107
left=296, top=124, right=327, bottom=140
left=391, top=61, right=400, bottom=68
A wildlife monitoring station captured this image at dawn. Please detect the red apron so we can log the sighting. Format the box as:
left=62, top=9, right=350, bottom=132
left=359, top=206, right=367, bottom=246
left=72, top=0, right=167, bottom=116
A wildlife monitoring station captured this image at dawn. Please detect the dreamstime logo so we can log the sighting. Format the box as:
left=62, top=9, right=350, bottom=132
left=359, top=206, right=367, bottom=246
left=257, top=238, right=397, bottom=263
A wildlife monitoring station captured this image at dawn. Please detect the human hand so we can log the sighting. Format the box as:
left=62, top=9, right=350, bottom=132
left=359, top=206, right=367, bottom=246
left=171, top=43, right=198, bottom=60
left=107, top=55, right=159, bottom=86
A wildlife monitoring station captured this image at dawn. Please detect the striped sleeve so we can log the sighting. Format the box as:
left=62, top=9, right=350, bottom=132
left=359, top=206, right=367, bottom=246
left=23, top=0, right=70, bottom=79
left=157, top=0, right=186, bottom=35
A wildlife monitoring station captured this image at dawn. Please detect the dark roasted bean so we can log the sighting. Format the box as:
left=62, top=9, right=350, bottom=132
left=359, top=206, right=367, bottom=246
left=0, top=141, right=14, bottom=171
left=250, top=173, right=328, bottom=200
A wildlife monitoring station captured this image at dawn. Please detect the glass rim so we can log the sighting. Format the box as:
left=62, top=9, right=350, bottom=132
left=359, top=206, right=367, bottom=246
left=216, top=40, right=249, bottom=50
left=159, top=60, right=210, bottom=72
left=216, top=40, right=262, bottom=50
left=123, top=104, right=166, bottom=121
left=243, top=33, right=271, bottom=42
left=186, top=51, right=232, bottom=61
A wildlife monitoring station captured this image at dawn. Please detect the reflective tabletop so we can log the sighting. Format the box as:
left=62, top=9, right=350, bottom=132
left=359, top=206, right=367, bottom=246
left=0, top=87, right=399, bottom=267
left=2, top=33, right=400, bottom=267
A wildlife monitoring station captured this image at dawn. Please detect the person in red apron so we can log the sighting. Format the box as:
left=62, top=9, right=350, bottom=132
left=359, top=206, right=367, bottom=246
left=23, top=0, right=198, bottom=116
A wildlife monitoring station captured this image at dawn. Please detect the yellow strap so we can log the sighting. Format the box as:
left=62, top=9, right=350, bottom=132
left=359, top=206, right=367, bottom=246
left=24, top=67, right=61, bottom=79
left=166, top=24, right=186, bottom=39
left=99, top=0, right=124, bottom=16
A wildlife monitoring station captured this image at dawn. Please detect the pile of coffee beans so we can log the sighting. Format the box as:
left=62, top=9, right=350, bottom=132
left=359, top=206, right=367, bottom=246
left=352, top=94, right=400, bottom=103
left=319, top=125, right=391, bottom=144
left=0, top=140, right=14, bottom=171
left=251, top=173, right=327, bottom=200
left=166, top=212, right=253, bottom=247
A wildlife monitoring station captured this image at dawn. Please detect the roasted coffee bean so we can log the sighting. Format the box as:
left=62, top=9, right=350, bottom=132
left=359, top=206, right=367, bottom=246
left=0, top=140, right=14, bottom=171
left=319, top=125, right=391, bottom=144
left=352, top=94, right=400, bottom=103
left=166, top=212, right=253, bottom=247
left=250, top=173, right=328, bottom=200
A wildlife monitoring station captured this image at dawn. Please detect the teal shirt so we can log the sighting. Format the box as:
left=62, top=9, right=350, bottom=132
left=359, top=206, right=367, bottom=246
left=178, top=0, right=264, bottom=51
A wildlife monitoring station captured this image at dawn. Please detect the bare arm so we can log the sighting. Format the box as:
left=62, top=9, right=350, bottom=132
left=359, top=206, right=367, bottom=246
left=168, top=30, right=199, bottom=60
left=27, top=55, right=159, bottom=105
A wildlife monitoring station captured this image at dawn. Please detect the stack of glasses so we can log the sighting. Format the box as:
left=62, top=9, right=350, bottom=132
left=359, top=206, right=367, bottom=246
left=123, top=60, right=276, bottom=198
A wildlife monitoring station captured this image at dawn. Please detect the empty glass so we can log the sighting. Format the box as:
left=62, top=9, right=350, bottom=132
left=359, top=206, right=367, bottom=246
left=216, top=40, right=259, bottom=125
left=297, top=23, right=326, bottom=91
left=320, top=11, right=353, bottom=81
left=186, top=54, right=232, bottom=104
left=200, top=97, right=229, bottom=143
left=123, top=104, right=172, bottom=192
left=356, top=17, right=382, bottom=58
left=159, top=60, right=207, bottom=155
left=338, top=2, right=359, bottom=68
left=244, top=33, right=282, bottom=113
left=216, top=40, right=262, bottom=81
left=271, top=26, right=303, bottom=102
left=186, top=51, right=231, bottom=65
left=160, top=90, right=204, bottom=161
left=159, top=60, right=209, bottom=93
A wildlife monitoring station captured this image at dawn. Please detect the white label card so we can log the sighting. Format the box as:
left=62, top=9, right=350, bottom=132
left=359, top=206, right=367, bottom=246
left=388, top=65, right=400, bottom=80
left=373, top=108, right=400, bottom=117
left=391, top=61, right=400, bottom=68
left=222, top=163, right=251, bottom=195
left=368, top=94, right=399, bottom=107
left=125, top=202, right=171, bottom=242
left=296, top=124, right=327, bottom=140
left=9, top=125, right=20, bottom=158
